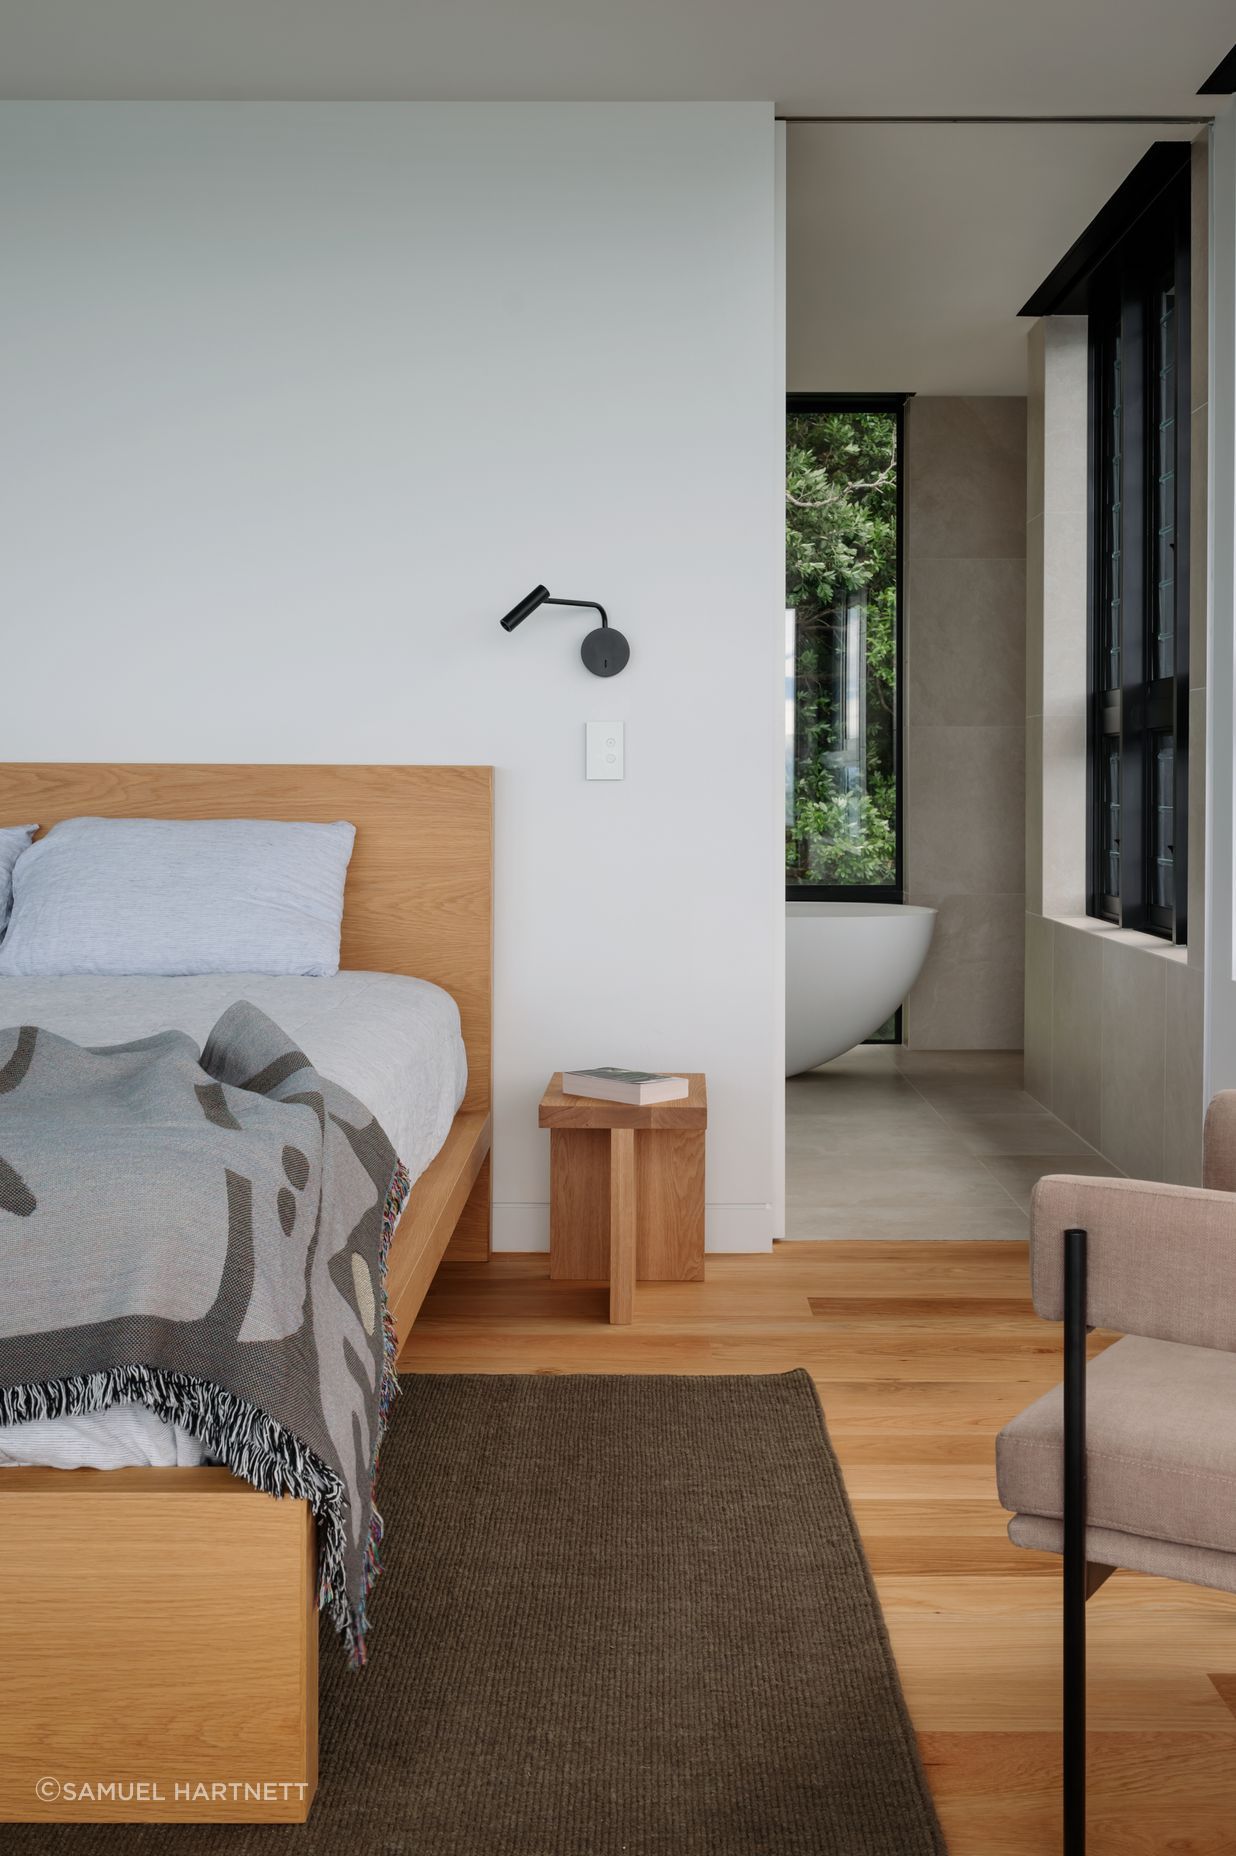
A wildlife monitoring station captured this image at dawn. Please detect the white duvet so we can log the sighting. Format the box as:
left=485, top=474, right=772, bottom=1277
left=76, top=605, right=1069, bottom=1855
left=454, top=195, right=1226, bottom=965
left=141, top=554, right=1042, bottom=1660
left=0, top=971, right=467, bottom=1471
left=0, top=1402, right=205, bottom=1468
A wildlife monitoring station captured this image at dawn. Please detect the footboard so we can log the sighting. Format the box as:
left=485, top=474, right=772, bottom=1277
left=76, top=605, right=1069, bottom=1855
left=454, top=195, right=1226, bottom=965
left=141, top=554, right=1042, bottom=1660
left=0, top=1468, right=317, bottom=1824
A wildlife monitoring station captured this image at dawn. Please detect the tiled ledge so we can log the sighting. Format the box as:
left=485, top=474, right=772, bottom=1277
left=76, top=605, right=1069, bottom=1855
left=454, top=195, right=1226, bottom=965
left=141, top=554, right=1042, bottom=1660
left=1044, top=912, right=1189, bottom=966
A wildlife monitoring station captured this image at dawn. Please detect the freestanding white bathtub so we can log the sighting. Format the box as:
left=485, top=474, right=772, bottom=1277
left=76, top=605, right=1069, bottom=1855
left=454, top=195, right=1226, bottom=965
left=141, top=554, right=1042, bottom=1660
left=786, top=901, right=937, bottom=1076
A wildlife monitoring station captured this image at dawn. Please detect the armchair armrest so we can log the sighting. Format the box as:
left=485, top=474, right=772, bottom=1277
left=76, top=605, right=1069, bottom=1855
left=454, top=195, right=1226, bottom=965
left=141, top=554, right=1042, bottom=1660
left=1205, top=1091, right=1236, bottom=1193
left=1031, top=1173, right=1236, bottom=1351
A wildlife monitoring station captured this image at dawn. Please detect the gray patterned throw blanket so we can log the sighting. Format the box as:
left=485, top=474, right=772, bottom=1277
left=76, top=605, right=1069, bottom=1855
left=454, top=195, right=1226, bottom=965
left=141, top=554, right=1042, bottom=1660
left=0, top=1001, right=410, bottom=1665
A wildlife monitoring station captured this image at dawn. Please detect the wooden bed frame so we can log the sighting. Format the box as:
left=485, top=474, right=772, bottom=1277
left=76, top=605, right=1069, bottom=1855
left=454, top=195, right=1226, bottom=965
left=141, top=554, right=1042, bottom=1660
left=0, top=764, right=493, bottom=1825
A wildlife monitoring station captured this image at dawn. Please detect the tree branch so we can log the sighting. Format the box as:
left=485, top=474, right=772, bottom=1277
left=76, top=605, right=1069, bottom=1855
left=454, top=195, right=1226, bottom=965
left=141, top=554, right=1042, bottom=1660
left=787, top=464, right=893, bottom=509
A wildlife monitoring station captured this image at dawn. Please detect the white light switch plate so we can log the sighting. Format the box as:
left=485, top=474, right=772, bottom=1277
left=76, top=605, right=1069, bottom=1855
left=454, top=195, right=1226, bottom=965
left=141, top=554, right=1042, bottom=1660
left=586, top=720, right=624, bottom=780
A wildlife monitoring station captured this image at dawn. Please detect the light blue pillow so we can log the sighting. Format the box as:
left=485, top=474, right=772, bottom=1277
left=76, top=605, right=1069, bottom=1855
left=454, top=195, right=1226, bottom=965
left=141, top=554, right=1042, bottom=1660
left=0, top=825, right=38, bottom=937
left=0, top=817, right=356, bottom=978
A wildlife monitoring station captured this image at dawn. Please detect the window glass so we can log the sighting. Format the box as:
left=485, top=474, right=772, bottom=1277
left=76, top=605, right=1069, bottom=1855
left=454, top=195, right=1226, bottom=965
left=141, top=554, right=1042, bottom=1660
left=786, top=408, right=898, bottom=892
left=1086, top=173, right=1188, bottom=942
left=1152, top=277, right=1177, bottom=682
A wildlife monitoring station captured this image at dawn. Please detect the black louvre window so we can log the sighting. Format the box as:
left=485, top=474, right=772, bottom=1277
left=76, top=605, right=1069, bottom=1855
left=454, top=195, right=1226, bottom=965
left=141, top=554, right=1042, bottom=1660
left=1087, top=168, right=1190, bottom=943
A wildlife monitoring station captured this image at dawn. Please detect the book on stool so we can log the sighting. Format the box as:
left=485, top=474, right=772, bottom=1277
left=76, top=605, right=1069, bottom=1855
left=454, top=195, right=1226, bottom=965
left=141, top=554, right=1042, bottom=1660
left=561, top=1067, right=689, bottom=1107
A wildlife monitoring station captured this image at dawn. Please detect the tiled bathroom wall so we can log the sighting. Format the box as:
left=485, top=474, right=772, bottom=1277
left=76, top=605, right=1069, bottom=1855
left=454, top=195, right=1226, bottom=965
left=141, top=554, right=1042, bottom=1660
left=904, top=396, right=1028, bottom=1047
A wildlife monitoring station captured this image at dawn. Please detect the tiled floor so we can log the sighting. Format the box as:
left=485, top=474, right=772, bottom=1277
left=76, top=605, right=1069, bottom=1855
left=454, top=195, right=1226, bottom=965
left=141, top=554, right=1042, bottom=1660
left=786, top=1046, right=1122, bottom=1239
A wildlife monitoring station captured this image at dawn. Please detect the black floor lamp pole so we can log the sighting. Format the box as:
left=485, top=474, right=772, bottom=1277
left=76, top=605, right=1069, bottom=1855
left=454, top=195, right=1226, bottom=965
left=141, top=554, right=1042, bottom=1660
left=1063, top=1226, right=1088, bottom=1856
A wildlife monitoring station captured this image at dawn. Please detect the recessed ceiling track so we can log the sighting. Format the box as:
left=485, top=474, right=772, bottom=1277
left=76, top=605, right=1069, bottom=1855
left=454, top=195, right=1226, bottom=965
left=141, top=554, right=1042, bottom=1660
left=779, top=114, right=1213, bottom=125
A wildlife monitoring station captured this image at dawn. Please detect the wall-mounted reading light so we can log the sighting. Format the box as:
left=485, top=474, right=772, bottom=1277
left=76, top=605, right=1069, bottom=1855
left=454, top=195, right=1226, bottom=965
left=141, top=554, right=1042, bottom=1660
left=499, top=584, right=630, bottom=677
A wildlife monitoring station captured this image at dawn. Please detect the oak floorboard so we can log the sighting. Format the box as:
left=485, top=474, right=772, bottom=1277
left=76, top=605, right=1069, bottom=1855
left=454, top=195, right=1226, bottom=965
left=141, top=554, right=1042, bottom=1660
left=412, top=1238, right=1236, bottom=1854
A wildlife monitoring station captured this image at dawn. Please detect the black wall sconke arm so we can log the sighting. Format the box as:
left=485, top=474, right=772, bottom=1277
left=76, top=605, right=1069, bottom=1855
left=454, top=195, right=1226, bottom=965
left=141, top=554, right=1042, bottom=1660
left=499, top=584, right=630, bottom=677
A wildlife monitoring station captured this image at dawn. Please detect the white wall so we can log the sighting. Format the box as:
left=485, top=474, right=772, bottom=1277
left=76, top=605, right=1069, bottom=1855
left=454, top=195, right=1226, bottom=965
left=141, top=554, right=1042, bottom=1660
left=0, top=102, right=785, bottom=1252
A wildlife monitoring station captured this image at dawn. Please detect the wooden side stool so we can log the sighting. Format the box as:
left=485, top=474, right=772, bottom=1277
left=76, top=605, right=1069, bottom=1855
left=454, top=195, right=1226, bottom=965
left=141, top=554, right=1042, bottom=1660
left=538, top=1074, right=707, bottom=1325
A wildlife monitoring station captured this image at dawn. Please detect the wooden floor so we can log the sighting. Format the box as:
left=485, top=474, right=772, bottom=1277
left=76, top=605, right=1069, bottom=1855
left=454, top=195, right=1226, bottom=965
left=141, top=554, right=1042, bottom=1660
left=406, top=1241, right=1236, bottom=1856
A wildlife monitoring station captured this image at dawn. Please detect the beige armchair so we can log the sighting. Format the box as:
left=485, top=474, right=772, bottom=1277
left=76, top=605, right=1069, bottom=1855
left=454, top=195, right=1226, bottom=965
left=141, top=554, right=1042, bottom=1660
left=997, top=1091, right=1236, bottom=1856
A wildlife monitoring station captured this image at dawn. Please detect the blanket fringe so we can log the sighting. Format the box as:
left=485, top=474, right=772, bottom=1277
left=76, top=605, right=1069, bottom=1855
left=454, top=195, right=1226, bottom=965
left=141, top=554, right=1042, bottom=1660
left=344, top=1155, right=410, bottom=1664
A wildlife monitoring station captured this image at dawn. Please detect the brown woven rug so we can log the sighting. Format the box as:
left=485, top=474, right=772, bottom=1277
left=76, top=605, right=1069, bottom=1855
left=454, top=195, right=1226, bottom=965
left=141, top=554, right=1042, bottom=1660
left=24, top=1371, right=945, bottom=1855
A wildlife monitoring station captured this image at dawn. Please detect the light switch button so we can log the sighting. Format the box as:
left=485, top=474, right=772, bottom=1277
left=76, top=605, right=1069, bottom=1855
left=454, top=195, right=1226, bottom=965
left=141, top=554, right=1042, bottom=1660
left=586, top=720, right=624, bottom=780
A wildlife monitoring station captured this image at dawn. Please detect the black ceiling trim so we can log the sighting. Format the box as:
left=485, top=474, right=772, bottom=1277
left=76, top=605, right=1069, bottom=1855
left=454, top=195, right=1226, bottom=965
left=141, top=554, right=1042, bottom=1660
left=1199, top=44, right=1236, bottom=93
left=787, top=392, right=914, bottom=409
left=1019, top=141, right=1192, bottom=317
left=780, top=114, right=1212, bottom=124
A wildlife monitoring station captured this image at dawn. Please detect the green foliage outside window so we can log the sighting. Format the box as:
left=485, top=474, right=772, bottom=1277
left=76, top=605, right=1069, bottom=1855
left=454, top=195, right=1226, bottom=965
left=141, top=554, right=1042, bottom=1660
left=786, top=409, right=898, bottom=887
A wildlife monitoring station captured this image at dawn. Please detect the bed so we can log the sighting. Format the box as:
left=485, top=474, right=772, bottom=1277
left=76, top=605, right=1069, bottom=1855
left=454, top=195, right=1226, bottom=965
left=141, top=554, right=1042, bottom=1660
left=0, top=763, right=493, bottom=1825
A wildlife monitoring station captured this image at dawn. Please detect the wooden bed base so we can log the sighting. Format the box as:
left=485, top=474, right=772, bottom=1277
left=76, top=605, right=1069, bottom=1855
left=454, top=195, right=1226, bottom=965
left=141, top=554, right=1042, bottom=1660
left=0, top=764, right=493, bottom=1824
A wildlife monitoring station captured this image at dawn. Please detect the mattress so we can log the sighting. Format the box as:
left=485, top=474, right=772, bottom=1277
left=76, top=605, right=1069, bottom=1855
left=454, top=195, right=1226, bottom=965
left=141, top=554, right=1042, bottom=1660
left=0, top=970, right=467, bottom=1186
left=0, top=971, right=468, bottom=1471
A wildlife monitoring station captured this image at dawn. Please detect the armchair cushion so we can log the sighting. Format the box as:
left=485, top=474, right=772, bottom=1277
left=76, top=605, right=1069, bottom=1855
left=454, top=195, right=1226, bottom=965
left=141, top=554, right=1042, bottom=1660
left=997, top=1334, right=1236, bottom=1560
left=1031, top=1174, right=1236, bottom=1350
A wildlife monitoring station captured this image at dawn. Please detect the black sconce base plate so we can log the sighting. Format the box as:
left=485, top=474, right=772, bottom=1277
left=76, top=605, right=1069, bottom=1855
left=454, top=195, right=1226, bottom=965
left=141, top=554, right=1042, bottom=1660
left=581, top=628, right=630, bottom=677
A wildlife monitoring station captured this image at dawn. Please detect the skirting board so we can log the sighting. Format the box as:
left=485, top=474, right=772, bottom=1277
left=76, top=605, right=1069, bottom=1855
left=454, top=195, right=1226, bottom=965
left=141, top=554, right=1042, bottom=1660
left=492, top=1203, right=773, bottom=1254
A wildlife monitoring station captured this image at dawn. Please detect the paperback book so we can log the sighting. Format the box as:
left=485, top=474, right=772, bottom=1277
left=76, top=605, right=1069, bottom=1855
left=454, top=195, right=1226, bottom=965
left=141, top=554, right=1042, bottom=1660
left=561, top=1067, right=689, bottom=1106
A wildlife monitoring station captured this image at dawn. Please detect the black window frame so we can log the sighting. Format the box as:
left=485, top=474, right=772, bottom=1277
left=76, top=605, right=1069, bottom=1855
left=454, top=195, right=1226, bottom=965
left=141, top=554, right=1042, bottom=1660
left=784, top=391, right=907, bottom=905
left=1086, top=174, right=1191, bottom=943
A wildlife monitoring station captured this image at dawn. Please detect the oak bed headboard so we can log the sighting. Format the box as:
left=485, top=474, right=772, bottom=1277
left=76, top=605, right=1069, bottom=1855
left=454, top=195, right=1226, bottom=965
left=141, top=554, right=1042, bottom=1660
left=0, top=764, right=493, bottom=1116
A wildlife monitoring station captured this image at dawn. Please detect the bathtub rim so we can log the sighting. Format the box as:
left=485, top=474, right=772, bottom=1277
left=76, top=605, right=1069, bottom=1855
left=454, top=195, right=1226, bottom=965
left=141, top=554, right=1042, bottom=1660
left=786, top=900, right=937, bottom=920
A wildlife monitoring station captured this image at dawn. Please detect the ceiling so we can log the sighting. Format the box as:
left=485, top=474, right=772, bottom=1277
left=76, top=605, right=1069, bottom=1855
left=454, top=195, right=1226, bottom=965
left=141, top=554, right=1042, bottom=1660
left=788, top=121, right=1201, bottom=396
left=0, top=0, right=1230, bottom=116
left=3, top=3, right=1225, bottom=400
